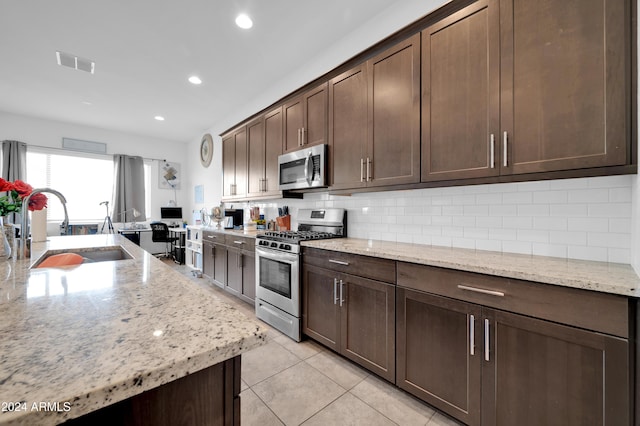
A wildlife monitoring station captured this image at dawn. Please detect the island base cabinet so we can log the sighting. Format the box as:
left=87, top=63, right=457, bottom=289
left=397, top=287, right=631, bottom=426
left=67, top=356, right=241, bottom=426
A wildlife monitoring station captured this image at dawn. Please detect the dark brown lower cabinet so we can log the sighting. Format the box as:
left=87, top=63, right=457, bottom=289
left=397, top=287, right=630, bottom=426
left=202, top=241, right=226, bottom=289
left=302, top=263, right=395, bottom=382
left=226, top=247, right=256, bottom=304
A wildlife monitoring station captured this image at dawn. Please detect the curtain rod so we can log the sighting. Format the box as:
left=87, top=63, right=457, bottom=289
left=26, top=144, right=166, bottom=162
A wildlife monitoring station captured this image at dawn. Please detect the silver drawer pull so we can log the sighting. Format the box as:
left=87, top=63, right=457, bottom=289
left=333, top=278, right=339, bottom=305
left=484, top=319, right=490, bottom=361
left=233, top=240, right=245, bottom=245
left=457, top=285, right=505, bottom=297
left=328, top=259, right=349, bottom=266
left=469, top=314, right=475, bottom=356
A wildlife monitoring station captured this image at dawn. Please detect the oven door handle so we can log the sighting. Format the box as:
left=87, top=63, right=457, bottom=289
left=256, top=246, right=299, bottom=263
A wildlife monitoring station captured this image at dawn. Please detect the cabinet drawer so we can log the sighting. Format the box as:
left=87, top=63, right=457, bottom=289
left=397, top=262, right=629, bottom=338
left=303, top=247, right=396, bottom=283
left=203, top=231, right=224, bottom=242
left=225, top=234, right=254, bottom=249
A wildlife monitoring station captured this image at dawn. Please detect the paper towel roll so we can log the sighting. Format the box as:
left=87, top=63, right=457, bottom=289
left=31, top=208, right=47, bottom=242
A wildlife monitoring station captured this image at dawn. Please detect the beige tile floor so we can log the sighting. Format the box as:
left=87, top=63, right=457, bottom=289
left=166, top=259, right=464, bottom=426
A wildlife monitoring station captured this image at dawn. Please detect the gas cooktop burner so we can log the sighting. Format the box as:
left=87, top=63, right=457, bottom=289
left=260, top=230, right=340, bottom=242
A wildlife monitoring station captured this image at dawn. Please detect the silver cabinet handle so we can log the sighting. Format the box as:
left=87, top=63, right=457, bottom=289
left=339, top=279, right=344, bottom=307
left=297, top=128, right=302, bottom=147
left=328, top=259, right=349, bottom=266
left=360, top=158, right=364, bottom=182
left=333, top=278, right=339, bottom=305
left=503, top=131, right=508, bottom=167
left=233, top=240, right=245, bottom=245
left=470, top=314, right=475, bottom=356
left=366, top=157, right=372, bottom=181
left=490, top=134, right=495, bottom=169
left=457, top=284, right=505, bottom=297
left=484, top=319, right=490, bottom=361
left=302, top=127, right=306, bottom=145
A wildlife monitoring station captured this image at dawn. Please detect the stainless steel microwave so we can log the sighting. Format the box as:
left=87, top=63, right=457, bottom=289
left=278, top=144, right=327, bottom=190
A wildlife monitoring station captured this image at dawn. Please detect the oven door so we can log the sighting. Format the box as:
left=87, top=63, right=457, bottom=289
left=255, top=246, right=300, bottom=317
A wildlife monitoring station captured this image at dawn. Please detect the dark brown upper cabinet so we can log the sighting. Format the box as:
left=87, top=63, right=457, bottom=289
left=422, top=0, right=500, bottom=181
left=283, top=83, right=328, bottom=153
left=423, top=0, right=629, bottom=181
left=330, top=34, right=421, bottom=190
left=222, top=126, right=247, bottom=200
left=247, top=107, right=283, bottom=198
left=500, top=0, right=629, bottom=174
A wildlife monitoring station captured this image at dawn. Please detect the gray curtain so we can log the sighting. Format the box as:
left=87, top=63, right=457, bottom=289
left=112, top=154, right=146, bottom=223
left=1, top=140, right=27, bottom=223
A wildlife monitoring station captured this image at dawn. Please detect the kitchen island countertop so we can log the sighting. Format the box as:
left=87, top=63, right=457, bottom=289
left=302, top=238, right=640, bottom=298
left=0, top=234, right=267, bottom=425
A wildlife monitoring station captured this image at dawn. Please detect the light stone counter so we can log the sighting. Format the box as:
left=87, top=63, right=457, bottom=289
left=302, top=238, right=640, bottom=298
left=0, top=234, right=267, bottom=425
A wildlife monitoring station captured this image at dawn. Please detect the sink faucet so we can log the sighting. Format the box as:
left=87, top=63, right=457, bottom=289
left=17, top=188, right=69, bottom=259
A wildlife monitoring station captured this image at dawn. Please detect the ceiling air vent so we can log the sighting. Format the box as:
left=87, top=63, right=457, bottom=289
left=56, top=51, right=95, bottom=74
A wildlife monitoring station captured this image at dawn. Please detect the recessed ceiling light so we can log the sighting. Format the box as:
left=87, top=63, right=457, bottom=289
left=235, top=13, right=253, bottom=29
left=81, top=101, right=92, bottom=106
left=188, top=75, right=202, bottom=85
left=154, top=116, right=165, bottom=121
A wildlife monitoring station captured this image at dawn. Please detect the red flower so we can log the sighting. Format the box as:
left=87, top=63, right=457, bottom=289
left=28, top=193, right=47, bottom=211
left=12, top=180, right=33, bottom=197
left=0, top=178, right=14, bottom=192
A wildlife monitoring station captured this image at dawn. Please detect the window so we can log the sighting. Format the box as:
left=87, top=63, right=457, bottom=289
left=26, top=148, right=150, bottom=222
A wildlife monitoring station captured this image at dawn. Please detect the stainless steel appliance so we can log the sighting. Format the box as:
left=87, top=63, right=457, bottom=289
left=278, top=144, right=327, bottom=190
left=255, top=208, right=346, bottom=341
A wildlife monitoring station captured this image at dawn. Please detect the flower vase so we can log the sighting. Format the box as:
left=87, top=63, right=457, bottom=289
left=0, top=216, right=13, bottom=258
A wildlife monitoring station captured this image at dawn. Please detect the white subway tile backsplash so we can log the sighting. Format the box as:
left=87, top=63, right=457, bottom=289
left=568, top=217, right=609, bottom=232
left=250, top=176, right=632, bottom=265
left=503, top=192, right=533, bottom=204
left=533, top=190, right=568, bottom=204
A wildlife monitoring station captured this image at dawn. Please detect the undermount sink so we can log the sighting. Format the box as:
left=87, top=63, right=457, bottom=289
left=32, top=246, right=134, bottom=268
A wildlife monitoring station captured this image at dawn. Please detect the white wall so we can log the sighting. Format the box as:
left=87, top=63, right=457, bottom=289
left=0, top=111, right=188, bottom=225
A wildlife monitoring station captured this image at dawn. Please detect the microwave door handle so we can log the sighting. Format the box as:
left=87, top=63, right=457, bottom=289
left=304, top=151, right=312, bottom=185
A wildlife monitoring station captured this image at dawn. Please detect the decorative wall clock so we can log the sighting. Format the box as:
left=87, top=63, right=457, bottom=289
left=200, top=133, right=213, bottom=167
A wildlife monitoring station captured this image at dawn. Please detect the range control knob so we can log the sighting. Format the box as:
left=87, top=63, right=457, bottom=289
left=270, top=242, right=278, bottom=248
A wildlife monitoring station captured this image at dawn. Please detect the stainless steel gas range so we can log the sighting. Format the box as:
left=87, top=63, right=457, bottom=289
left=255, top=208, right=346, bottom=341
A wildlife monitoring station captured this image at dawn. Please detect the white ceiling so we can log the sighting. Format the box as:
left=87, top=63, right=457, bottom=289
left=0, top=1, right=442, bottom=144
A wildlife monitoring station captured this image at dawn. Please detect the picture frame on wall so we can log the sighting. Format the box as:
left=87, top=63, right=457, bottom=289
left=160, top=161, right=180, bottom=189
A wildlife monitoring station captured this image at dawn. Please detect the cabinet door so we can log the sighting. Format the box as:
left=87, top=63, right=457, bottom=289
left=264, top=107, right=283, bottom=194
left=283, top=98, right=303, bottom=153
left=328, top=64, right=368, bottom=190
left=247, top=116, right=265, bottom=197
left=303, top=82, right=328, bottom=148
left=226, top=247, right=242, bottom=297
left=341, top=274, right=395, bottom=382
left=240, top=249, right=255, bottom=304
left=222, top=134, right=236, bottom=198
left=302, top=264, right=340, bottom=351
left=202, top=241, right=214, bottom=279
left=482, top=308, right=630, bottom=426
left=212, top=243, right=227, bottom=288
left=368, top=33, right=421, bottom=187
left=500, top=0, right=628, bottom=174
left=234, top=128, right=248, bottom=198
left=397, top=288, right=482, bottom=426
left=422, top=0, right=500, bottom=181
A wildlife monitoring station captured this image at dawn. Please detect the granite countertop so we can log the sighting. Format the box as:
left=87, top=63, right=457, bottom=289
left=0, top=235, right=267, bottom=425
left=302, top=238, right=640, bottom=298
left=201, top=227, right=260, bottom=238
